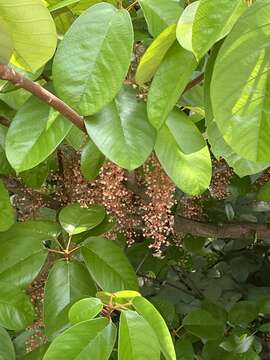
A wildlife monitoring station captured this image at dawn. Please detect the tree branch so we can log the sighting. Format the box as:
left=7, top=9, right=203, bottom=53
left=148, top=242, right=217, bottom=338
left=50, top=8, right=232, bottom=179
left=175, top=216, right=270, bottom=240
left=183, top=73, right=204, bottom=94
left=0, top=64, right=86, bottom=133
left=0, top=116, right=10, bottom=128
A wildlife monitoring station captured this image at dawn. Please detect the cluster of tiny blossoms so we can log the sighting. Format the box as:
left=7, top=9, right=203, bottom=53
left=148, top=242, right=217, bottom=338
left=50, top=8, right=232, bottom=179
left=141, top=155, right=176, bottom=251
left=209, top=158, right=234, bottom=199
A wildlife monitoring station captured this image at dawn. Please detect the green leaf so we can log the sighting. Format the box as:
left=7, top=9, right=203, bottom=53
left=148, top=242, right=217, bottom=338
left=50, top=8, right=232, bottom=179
left=59, top=203, right=105, bottom=235
left=184, top=235, right=206, bottom=253
left=0, top=221, right=59, bottom=288
left=53, top=3, right=133, bottom=116
left=48, top=0, right=80, bottom=11
left=0, top=0, right=57, bottom=71
left=6, top=96, right=72, bottom=173
left=0, top=327, right=15, bottom=360
left=69, top=0, right=118, bottom=15
left=155, top=111, right=211, bottom=195
left=228, top=301, right=258, bottom=326
left=211, top=0, right=270, bottom=162
left=220, top=334, right=254, bottom=354
left=175, top=339, right=194, bottom=360
left=183, top=308, right=224, bottom=340
left=65, top=125, right=87, bottom=151
left=257, top=181, right=270, bottom=201
left=19, top=344, right=49, bottom=360
left=139, top=0, right=182, bottom=38
left=133, top=297, right=176, bottom=360
left=85, top=86, right=155, bottom=171
left=259, top=322, right=270, bottom=332
left=0, top=282, right=35, bottom=331
left=0, top=19, right=13, bottom=64
left=68, top=298, right=103, bottom=324
left=147, top=42, right=197, bottom=129
left=0, top=125, right=13, bottom=175
left=176, top=1, right=199, bottom=52
left=44, top=259, right=97, bottom=338
left=43, top=318, right=116, bottom=360
left=0, top=179, right=13, bottom=231
left=192, top=0, right=247, bottom=60
left=81, top=236, right=138, bottom=292
left=81, top=139, right=105, bottom=180
left=118, top=310, right=160, bottom=360
left=135, top=24, right=176, bottom=86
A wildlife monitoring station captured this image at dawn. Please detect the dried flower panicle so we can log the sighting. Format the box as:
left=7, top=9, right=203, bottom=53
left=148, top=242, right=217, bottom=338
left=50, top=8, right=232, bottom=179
left=178, top=196, right=205, bottom=221
left=209, top=158, right=234, bottom=200
left=255, top=166, right=270, bottom=188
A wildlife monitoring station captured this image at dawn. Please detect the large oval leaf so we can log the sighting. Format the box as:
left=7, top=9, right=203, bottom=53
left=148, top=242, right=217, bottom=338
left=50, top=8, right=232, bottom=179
left=0, top=0, right=57, bottom=72
left=155, top=111, right=211, bottom=195
left=135, top=24, right=176, bottom=86
left=0, top=179, right=14, bottom=232
left=53, top=3, right=133, bottom=116
left=85, top=87, right=155, bottom=170
left=133, top=297, right=176, bottom=360
left=6, top=96, right=72, bottom=173
left=68, top=297, right=103, bottom=324
left=0, top=221, right=59, bottom=288
left=118, top=310, right=160, bottom=360
left=59, top=203, right=105, bottom=235
left=0, top=282, right=35, bottom=331
left=44, top=259, right=96, bottom=338
left=0, top=327, right=15, bottom=360
left=211, top=0, right=270, bottom=162
left=192, top=0, right=247, bottom=60
left=43, top=318, right=116, bottom=360
left=147, top=42, right=197, bottom=129
left=81, top=237, right=138, bottom=292
left=139, top=0, right=182, bottom=38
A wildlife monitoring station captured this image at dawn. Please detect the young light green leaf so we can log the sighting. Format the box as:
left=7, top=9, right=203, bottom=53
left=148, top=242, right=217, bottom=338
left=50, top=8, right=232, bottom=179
left=59, top=203, right=105, bottom=235
left=148, top=42, right=197, bottom=129
left=48, top=0, right=80, bottom=12
left=0, top=0, right=57, bottom=72
left=0, top=282, right=35, bottom=331
left=43, top=318, right=116, bottom=360
left=81, top=237, right=139, bottom=292
left=136, top=24, right=176, bottom=86
left=0, top=327, right=15, bottom=360
left=155, top=111, right=211, bottom=195
left=53, top=3, right=133, bottom=116
left=0, top=221, right=59, bottom=288
left=44, top=259, right=97, bottom=338
left=6, top=96, right=72, bottom=173
left=85, top=86, right=155, bottom=171
left=0, top=19, right=13, bottom=64
left=192, top=0, right=247, bottom=60
left=139, top=0, right=182, bottom=38
left=68, top=298, right=103, bottom=324
left=118, top=310, right=160, bottom=360
left=0, top=179, right=14, bottom=232
left=133, top=297, right=176, bottom=360
left=81, top=139, right=105, bottom=180
left=176, top=1, right=199, bottom=52
left=69, top=0, right=118, bottom=15
left=211, top=0, right=270, bottom=162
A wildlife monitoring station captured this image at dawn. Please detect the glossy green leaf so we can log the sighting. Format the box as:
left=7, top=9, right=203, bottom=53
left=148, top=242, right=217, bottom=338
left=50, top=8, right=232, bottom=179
left=20, top=156, right=56, bottom=189
left=69, top=0, right=117, bottom=15
left=0, top=282, right=35, bottom=331
left=0, top=179, right=14, bottom=232
left=6, top=96, right=72, bottom=173
left=81, top=139, right=105, bottom=180
left=192, top=0, right=247, bottom=60
left=81, top=237, right=139, bottom=292
left=0, top=19, right=13, bottom=64
left=228, top=301, right=258, bottom=326
left=68, top=298, right=103, bottom=324
left=48, top=0, right=80, bottom=11
left=220, top=334, right=254, bottom=354
left=19, top=344, right=49, bottom=360
left=0, top=0, right=57, bottom=71
left=0, top=221, right=59, bottom=288
left=118, top=310, right=160, bottom=360
left=53, top=3, right=133, bottom=116
left=183, top=308, right=224, bottom=340
left=136, top=24, right=176, bottom=86
left=133, top=297, right=176, bottom=360
left=176, top=1, right=199, bottom=52
left=139, top=0, right=182, bottom=38
left=43, top=318, right=116, bottom=360
left=65, top=125, right=87, bottom=151
left=211, top=0, right=270, bottom=162
left=0, top=327, right=15, bottom=360
left=44, top=259, right=96, bottom=338
left=0, top=125, right=12, bottom=175
left=85, top=87, right=155, bottom=170
left=155, top=111, right=211, bottom=195
left=59, top=203, right=105, bottom=235
left=175, top=339, right=194, bottom=360
left=148, top=42, right=197, bottom=129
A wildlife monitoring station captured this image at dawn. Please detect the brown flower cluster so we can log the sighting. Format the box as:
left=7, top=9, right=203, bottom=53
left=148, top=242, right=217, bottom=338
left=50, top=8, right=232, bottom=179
left=178, top=196, right=205, bottom=221
left=255, top=166, right=270, bottom=188
left=209, top=158, right=234, bottom=199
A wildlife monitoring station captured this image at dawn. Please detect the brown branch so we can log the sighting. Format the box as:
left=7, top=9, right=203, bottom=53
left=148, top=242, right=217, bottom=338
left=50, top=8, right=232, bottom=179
left=175, top=216, right=270, bottom=240
left=0, top=116, right=10, bottom=128
left=183, top=73, right=204, bottom=94
left=0, top=64, right=86, bottom=133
